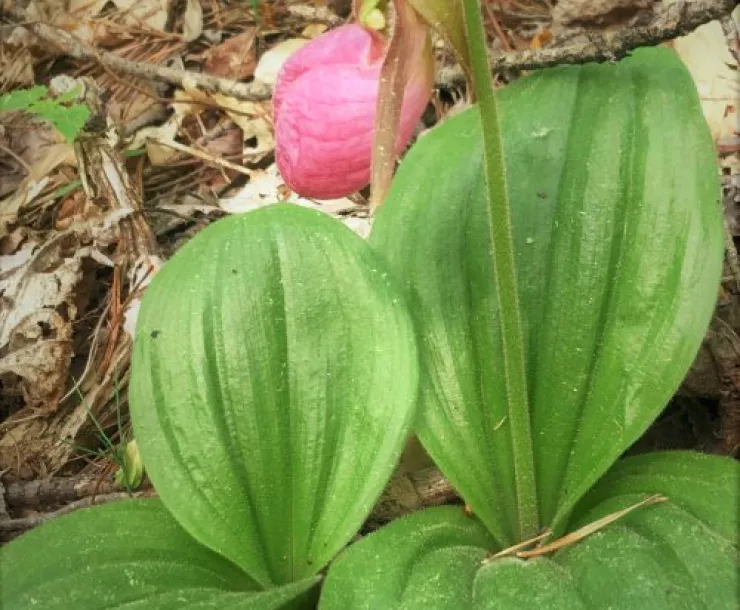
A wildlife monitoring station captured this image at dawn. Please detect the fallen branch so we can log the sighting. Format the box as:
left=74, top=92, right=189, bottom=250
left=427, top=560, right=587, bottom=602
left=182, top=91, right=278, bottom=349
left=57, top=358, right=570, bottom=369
left=0, top=482, right=8, bottom=521
left=0, top=489, right=157, bottom=542
left=4, top=10, right=272, bottom=101
left=369, top=465, right=458, bottom=525
left=287, top=3, right=344, bottom=26
left=3, top=0, right=735, bottom=101
left=1, top=466, right=456, bottom=541
left=4, top=474, right=134, bottom=509
left=439, top=0, right=738, bottom=87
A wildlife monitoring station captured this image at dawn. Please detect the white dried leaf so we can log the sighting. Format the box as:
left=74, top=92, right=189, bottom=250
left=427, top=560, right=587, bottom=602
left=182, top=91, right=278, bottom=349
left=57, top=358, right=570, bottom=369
left=254, top=38, right=309, bottom=85
left=220, top=164, right=358, bottom=215
left=183, top=0, right=203, bottom=42
left=342, top=216, right=372, bottom=239
left=68, top=0, right=109, bottom=15
left=179, top=84, right=276, bottom=158
left=112, top=0, right=170, bottom=31
left=123, top=254, right=163, bottom=338
left=0, top=236, right=91, bottom=410
left=0, top=179, right=48, bottom=236
left=128, top=115, right=182, bottom=165
left=663, top=1, right=739, bottom=142
left=302, top=23, right=328, bottom=38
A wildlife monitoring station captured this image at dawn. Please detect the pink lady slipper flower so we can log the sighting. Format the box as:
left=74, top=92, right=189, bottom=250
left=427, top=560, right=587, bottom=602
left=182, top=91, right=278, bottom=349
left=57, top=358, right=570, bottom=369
left=273, top=23, right=433, bottom=200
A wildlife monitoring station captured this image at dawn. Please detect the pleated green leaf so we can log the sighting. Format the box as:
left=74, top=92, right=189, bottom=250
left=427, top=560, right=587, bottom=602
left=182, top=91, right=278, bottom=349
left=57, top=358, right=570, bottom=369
left=0, top=499, right=319, bottom=609
left=320, top=506, right=496, bottom=609
left=130, top=204, right=419, bottom=586
left=370, top=47, right=723, bottom=543
left=555, top=451, right=740, bottom=608
left=553, top=503, right=738, bottom=609
left=321, top=452, right=738, bottom=607
left=472, top=559, right=587, bottom=609
left=568, top=450, right=739, bottom=544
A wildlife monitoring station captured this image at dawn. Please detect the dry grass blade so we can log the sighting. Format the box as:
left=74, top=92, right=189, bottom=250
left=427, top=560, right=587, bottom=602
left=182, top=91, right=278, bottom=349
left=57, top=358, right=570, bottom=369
left=485, top=494, right=668, bottom=562
left=152, top=137, right=253, bottom=176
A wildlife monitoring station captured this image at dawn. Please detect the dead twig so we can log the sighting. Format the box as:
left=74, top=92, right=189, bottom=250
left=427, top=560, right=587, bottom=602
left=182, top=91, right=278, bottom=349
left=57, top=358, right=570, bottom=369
left=286, top=4, right=345, bottom=26
left=438, top=0, right=739, bottom=87
left=3, top=10, right=272, bottom=101
left=0, top=489, right=157, bottom=541
left=0, top=142, right=32, bottom=174
left=365, top=466, right=458, bottom=525
left=4, top=474, right=125, bottom=509
left=152, top=138, right=254, bottom=177
left=1, top=466, right=455, bottom=541
left=0, top=481, right=8, bottom=521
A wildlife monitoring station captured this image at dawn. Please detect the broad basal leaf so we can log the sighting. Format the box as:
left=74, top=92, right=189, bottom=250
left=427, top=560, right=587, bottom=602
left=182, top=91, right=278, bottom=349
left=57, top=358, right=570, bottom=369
left=370, top=47, right=723, bottom=543
left=472, top=559, right=587, bottom=609
left=0, top=499, right=319, bottom=609
left=130, top=204, right=419, bottom=586
left=553, top=502, right=738, bottom=609
left=569, top=450, right=739, bottom=542
left=320, top=506, right=496, bottom=609
left=322, top=451, right=738, bottom=607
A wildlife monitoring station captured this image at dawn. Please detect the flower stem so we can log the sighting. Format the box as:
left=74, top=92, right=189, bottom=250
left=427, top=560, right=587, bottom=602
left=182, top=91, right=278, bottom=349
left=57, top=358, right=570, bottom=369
left=460, top=0, right=539, bottom=540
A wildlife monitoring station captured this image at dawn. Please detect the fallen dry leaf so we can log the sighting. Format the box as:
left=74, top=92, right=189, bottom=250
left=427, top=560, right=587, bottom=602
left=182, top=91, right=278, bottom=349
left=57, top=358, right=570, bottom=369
left=26, top=143, right=76, bottom=184
left=0, top=344, right=126, bottom=479
left=663, top=1, right=738, bottom=144
left=111, top=0, right=170, bottom=31
left=179, top=84, right=275, bottom=159
left=182, top=0, right=204, bottom=42
left=204, top=29, right=258, bottom=80
left=203, top=125, right=244, bottom=157
left=0, top=227, right=33, bottom=257
left=131, top=116, right=183, bottom=165
left=0, top=109, right=70, bottom=199
left=0, top=142, right=75, bottom=235
left=24, top=0, right=107, bottom=45
left=253, top=38, right=310, bottom=85
left=55, top=190, right=104, bottom=231
left=302, top=23, right=329, bottom=38
left=0, top=311, right=73, bottom=411
left=68, top=0, right=109, bottom=15
left=0, top=178, right=49, bottom=236
left=122, top=254, right=163, bottom=338
left=220, top=164, right=358, bottom=216
left=0, top=231, right=107, bottom=412
left=529, top=27, right=553, bottom=49
left=107, top=81, right=164, bottom=127
left=0, top=43, right=35, bottom=90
